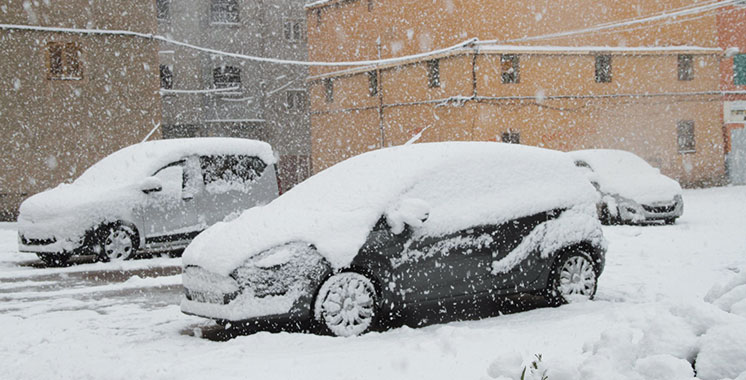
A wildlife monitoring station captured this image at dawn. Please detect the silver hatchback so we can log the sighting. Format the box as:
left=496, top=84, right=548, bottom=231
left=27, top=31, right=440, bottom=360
left=17, top=138, right=279, bottom=266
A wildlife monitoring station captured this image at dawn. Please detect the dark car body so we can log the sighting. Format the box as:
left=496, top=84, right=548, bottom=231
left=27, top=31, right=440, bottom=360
left=181, top=142, right=606, bottom=335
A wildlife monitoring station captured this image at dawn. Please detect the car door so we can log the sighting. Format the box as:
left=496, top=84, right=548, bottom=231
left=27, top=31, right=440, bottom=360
left=388, top=226, right=498, bottom=304
left=196, top=154, right=275, bottom=226
left=485, top=211, right=560, bottom=292
left=135, top=159, right=202, bottom=247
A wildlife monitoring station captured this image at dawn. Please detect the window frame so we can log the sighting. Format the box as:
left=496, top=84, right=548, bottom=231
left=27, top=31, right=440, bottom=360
left=595, top=54, right=612, bottom=83
left=156, top=0, right=171, bottom=21
left=323, top=78, right=334, bottom=103
left=210, top=0, right=240, bottom=25
left=734, top=54, right=746, bottom=85
left=283, top=19, right=304, bottom=42
left=676, top=120, right=696, bottom=154
left=212, top=65, right=242, bottom=91
left=367, top=71, right=378, bottom=96
left=285, top=90, right=306, bottom=110
left=159, top=64, right=174, bottom=90
left=678, top=54, right=694, bottom=81
left=427, top=59, right=440, bottom=88
left=500, top=54, right=520, bottom=84
left=47, top=42, right=83, bottom=81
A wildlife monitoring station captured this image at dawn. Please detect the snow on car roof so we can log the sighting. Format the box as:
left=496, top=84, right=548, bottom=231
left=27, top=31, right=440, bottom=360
left=569, top=149, right=682, bottom=203
left=183, top=141, right=600, bottom=276
left=74, top=138, right=275, bottom=186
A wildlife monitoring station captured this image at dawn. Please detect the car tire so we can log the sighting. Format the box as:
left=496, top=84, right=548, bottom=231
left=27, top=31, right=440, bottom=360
left=95, top=223, right=138, bottom=262
left=545, top=250, right=598, bottom=306
left=36, top=252, right=71, bottom=267
left=314, top=272, right=378, bottom=337
left=664, top=217, right=677, bottom=225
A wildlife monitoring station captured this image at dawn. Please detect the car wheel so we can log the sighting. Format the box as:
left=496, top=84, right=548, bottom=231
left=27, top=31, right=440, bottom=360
left=546, top=250, right=598, bottom=306
left=36, top=252, right=71, bottom=267
left=97, top=223, right=138, bottom=262
left=664, top=217, right=677, bottom=225
left=314, top=272, right=378, bottom=337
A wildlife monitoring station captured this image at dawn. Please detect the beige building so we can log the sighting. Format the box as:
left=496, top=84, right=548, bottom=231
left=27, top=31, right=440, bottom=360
left=306, top=0, right=728, bottom=187
left=0, top=1, right=161, bottom=220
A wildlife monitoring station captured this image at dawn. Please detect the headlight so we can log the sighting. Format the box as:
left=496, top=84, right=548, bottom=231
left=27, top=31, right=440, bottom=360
left=231, top=243, right=329, bottom=298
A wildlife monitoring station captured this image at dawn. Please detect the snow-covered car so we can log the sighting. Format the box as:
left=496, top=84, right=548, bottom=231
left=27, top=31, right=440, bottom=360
left=181, top=142, right=607, bottom=336
left=17, top=138, right=278, bottom=266
left=569, top=149, right=684, bottom=225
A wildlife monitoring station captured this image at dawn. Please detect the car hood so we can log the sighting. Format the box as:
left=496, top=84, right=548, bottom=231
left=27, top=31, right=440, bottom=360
left=18, top=182, right=140, bottom=239
left=599, top=172, right=682, bottom=204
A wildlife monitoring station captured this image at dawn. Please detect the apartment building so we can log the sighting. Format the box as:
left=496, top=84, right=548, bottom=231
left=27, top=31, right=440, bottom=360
left=156, top=0, right=311, bottom=190
left=306, top=0, right=729, bottom=187
left=0, top=1, right=161, bottom=220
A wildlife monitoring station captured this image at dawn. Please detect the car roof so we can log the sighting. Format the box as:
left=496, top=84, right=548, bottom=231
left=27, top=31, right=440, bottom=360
left=74, top=138, right=275, bottom=185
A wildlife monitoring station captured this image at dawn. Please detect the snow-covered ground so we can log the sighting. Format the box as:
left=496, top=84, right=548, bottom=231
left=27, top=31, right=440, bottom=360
left=1, top=186, right=745, bottom=380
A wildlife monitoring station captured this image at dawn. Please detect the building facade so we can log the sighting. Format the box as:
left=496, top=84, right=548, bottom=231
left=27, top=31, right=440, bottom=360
left=156, top=0, right=311, bottom=191
left=0, top=1, right=161, bottom=220
left=306, top=0, right=729, bottom=187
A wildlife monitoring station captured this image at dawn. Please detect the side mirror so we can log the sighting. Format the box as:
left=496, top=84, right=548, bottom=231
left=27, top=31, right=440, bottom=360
left=386, top=198, right=430, bottom=235
left=140, top=177, right=163, bottom=194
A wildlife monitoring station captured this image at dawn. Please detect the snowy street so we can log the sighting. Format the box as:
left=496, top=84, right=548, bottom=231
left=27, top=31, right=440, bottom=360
left=0, top=186, right=745, bottom=380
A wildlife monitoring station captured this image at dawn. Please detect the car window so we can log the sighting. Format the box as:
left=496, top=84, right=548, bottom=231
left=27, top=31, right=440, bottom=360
left=199, top=155, right=267, bottom=193
left=153, top=164, right=184, bottom=196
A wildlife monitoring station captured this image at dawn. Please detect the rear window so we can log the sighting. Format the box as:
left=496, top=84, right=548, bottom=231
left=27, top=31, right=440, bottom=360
left=200, top=155, right=267, bottom=193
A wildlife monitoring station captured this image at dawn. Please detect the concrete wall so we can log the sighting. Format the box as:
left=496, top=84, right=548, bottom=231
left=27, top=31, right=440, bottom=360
left=0, top=0, right=160, bottom=220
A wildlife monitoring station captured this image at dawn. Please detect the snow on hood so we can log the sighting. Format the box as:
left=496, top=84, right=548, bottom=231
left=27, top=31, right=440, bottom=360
left=184, top=142, right=600, bottom=276
left=18, top=137, right=274, bottom=241
left=569, top=149, right=682, bottom=204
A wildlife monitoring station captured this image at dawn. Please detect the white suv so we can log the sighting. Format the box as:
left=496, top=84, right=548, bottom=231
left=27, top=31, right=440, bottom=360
left=18, top=138, right=279, bottom=266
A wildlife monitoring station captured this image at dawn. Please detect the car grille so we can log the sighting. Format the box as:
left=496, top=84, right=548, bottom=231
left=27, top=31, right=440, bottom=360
left=642, top=204, right=676, bottom=213
left=20, top=235, right=57, bottom=246
left=184, top=289, right=237, bottom=305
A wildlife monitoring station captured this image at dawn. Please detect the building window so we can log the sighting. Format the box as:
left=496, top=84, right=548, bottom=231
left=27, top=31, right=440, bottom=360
left=734, top=54, right=746, bottom=85
left=678, top=54, right=694, bottom=81
left=160, top=64, right=173, bottom=89
left=324, top=78, right=333, bottom=103
left=213, top=66, right=241, bottom=89
left=285, top=90, right=306, bottom=110
left=47, top=42, right=82, bottom=80
left=156, top=0, right=170, bottom=20
left=427, top=59, right=440, bottom=88
left=283, top=19, right=303, bottom=41
left=677, top=120, right=695, bottom=153
left=501, top=130, right=520, bottom=144
left=595, top=55, right=612, bottom=83
left=501, top=54, right=520, bottom=84
left=367, top=71, right=378, bottom=96
left=211, top=0, right=239, bottom=24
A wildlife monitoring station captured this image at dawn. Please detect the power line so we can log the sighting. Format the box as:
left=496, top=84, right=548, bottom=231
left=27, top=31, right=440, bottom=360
left=0, top=0, right=737, bottom=69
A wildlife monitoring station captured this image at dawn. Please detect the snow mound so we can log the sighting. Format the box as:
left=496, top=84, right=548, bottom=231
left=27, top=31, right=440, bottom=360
left=705, top=270, right=746, bottom=318
left=569, top=149, right=682, bottom=204
left=696, top=323, right=746, bottom=380
left=184, top=142, right=599, bottom=276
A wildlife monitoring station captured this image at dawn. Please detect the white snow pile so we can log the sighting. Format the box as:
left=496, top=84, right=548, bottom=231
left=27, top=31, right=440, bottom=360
left=184, top=142, right=599, bottom=276
left=17, top=138, right=273, bottom=248
left=486, top=267, right=746, bottom=380
left=569, top=149, right=682, bottom=204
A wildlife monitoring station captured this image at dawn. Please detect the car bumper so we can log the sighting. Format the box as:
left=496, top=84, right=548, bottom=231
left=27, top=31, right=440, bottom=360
left=617, top=198, right=683, bottom=223
left=180, top=266, right=313, bottom=322
left=17, top=233, right=83, bottom=255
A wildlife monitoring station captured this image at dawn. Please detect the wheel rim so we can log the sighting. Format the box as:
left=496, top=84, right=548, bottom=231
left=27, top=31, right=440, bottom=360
left=320, top=274, right=376, bottom=337
left=104, top=227, right=133, bottom=261
left=557, top=255, right=596, bottom=302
